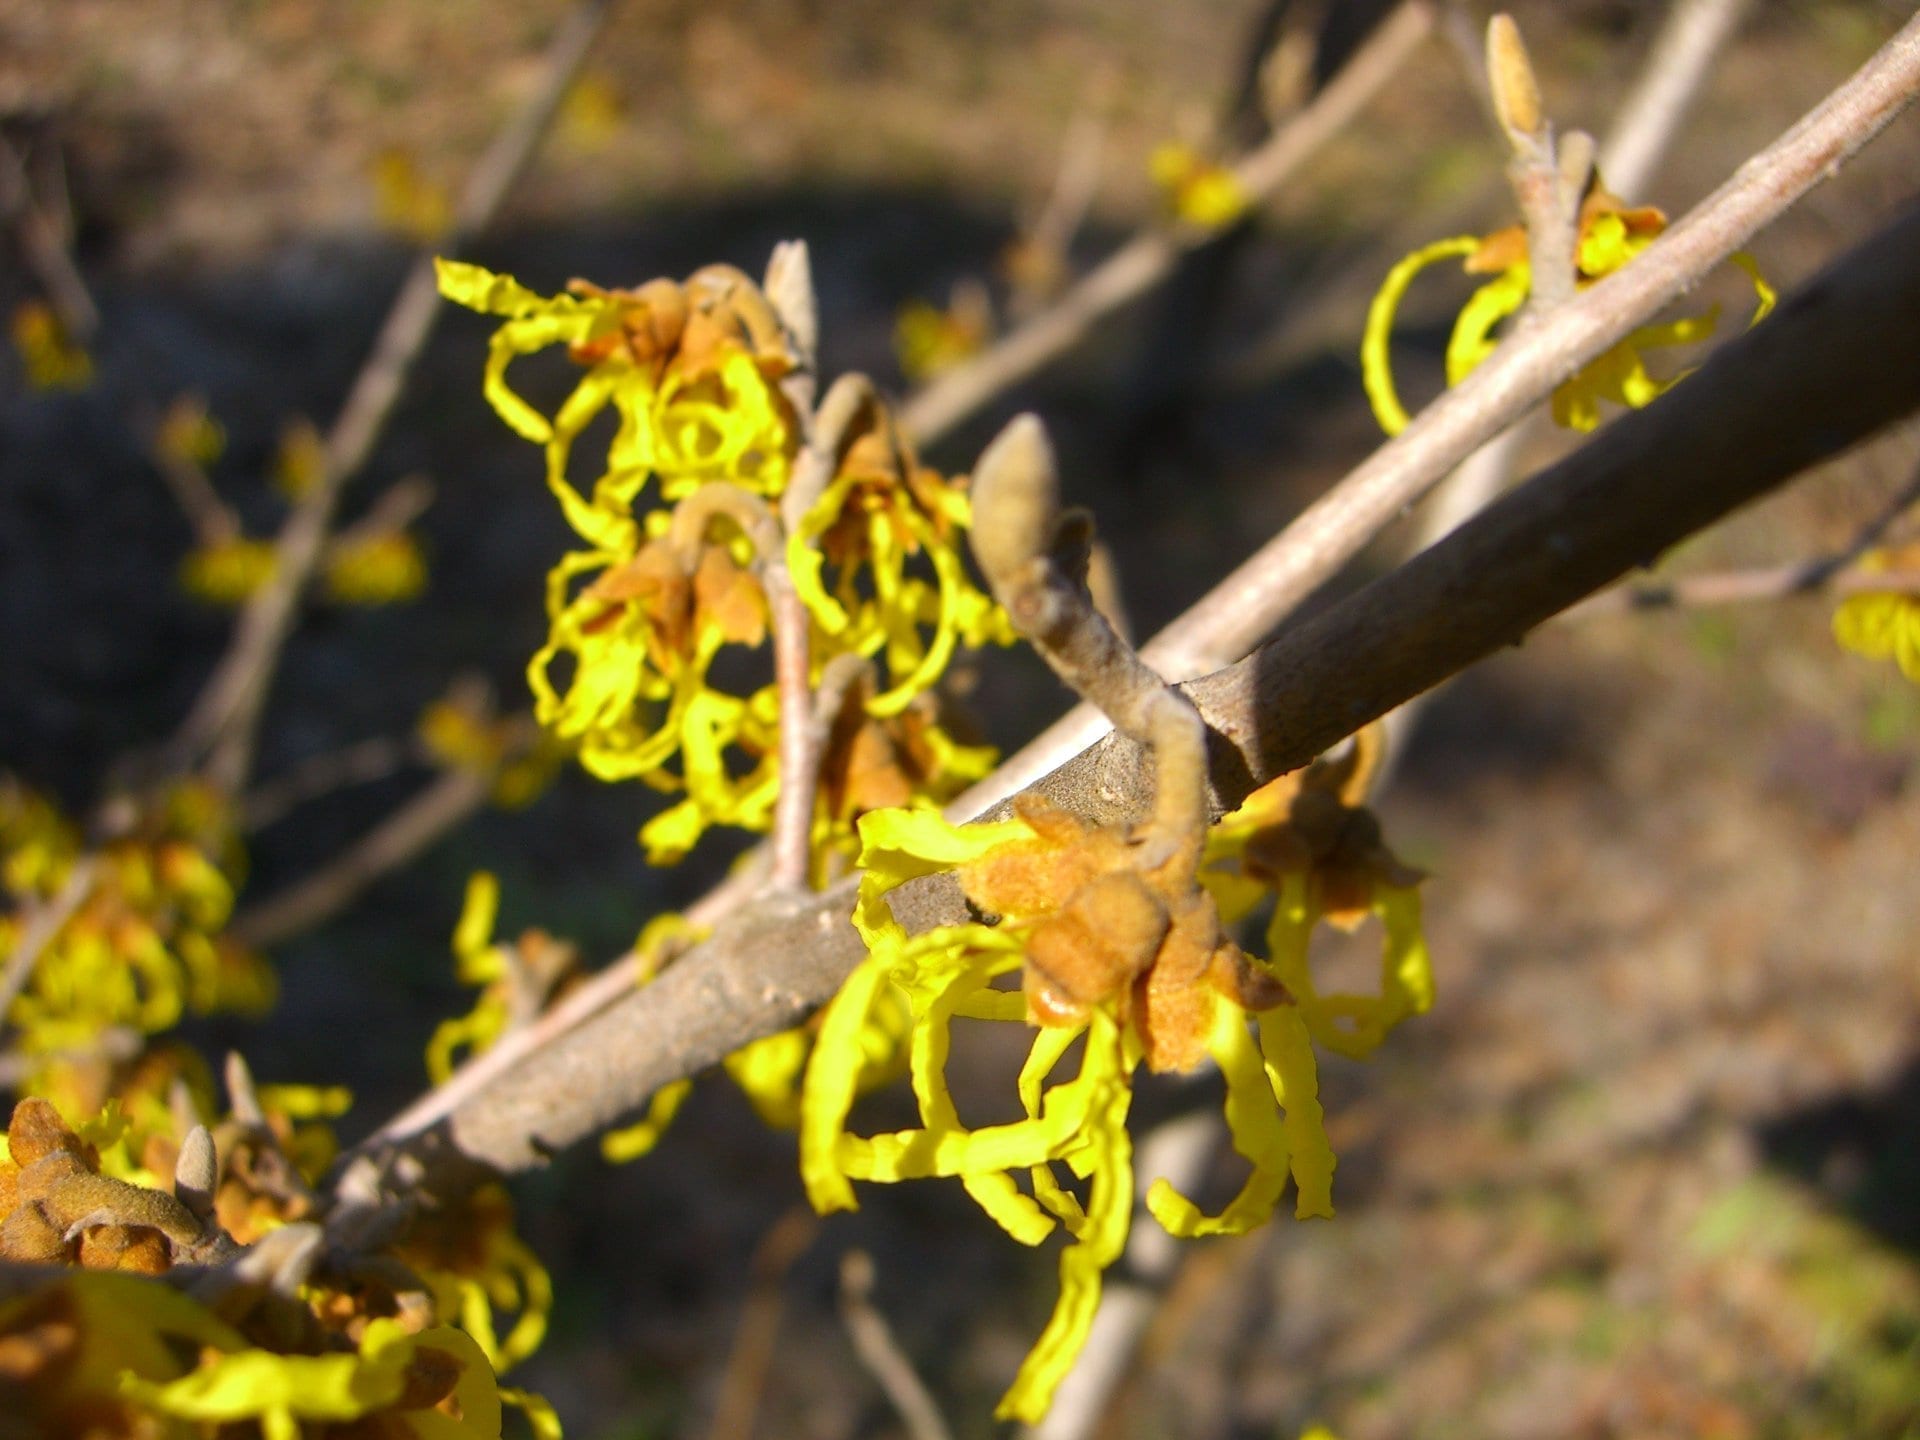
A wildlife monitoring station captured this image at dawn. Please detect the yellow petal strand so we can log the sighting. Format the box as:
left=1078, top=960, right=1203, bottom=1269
left=481, top=313, right=597, bottom=445
left=1147, top=1000, right=1289, bottom=1237
left=996, top=1016, right=1135, bottom=1424
left=1259, top=1008, right=1336, bottom=1219
left=601, top=1078, right=694, bottom=1162
left=1377, top=884, right=1435, bottom=1025
left=1444, top=264, right=1530, bottom=386
left=434, top=257, right=552, bottom=317
left=800, top=956, right=892, bottom=1212
left=1360, top=236, right=1481, bottom=436
left=1730, top=252, right=1777, bottom=325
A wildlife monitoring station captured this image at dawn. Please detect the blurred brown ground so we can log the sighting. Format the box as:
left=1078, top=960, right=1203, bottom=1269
left=1, top=2, right=1917, bottom=1437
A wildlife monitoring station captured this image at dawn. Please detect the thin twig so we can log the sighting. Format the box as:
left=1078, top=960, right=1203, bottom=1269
left=839, top=1250, right=955, bottom=1440
left=359, top=182, right=1920, bottom=1187
left=1566, top=561, right=1920, bottom=620
left=897, top=1, right=1437, bottom=448
left=171, top=0, right=618, bottom=794
left=0, top=857, right=101, bottom=1029
left=1601, top=0, right=1757, bottom=198
left=701, top=1207, right=819, bottom=1440
left=240, top=736, right=413, bottom=832
left=0, top=136, right=100, bottom=340
left=949, top=13, right=1920, bottom=817
left=231, top=767, right=490, bottom=950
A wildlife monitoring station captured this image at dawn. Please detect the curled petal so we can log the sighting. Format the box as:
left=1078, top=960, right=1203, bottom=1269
left=995, top=1015, right=1135, bottom=1424
left=1147, top=998, right=1290, bottom=1237
left=1360, top=236, right=1481, bottom=436
left=1445, top=265, right=1530, bottom=386
left=1258, top=1006, right=1335, bottom=1219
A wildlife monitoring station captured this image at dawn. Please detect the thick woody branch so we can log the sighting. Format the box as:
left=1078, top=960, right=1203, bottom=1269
left=358, top=191, right=1920, bottom=1190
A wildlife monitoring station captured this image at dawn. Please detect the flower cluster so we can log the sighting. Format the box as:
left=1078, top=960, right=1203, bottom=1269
left=436, top=256, right=1007, bottom=870
left=798, top=746, right=1433, bottom=1421
left=0, top=1083, right=560, bottom=1437
left=9, top=299, right=92, bottom=391
left=1362, top=181, right=1774, bottom=435
left=0, top=776, right=274, bottom=1064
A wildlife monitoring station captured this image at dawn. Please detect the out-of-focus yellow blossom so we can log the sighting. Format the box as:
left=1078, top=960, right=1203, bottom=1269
left=1150, top=142, right=1249, bottom=228
left=179, top=535, right=278, bottom=605
left=373, top=146, right=453, bottom=243
left=893, top=287, right=990, bottom=383
left=557, top=72, right=625, bottom=152
left=426, top=872, right=576, bottom=1086
left=0, top=777, right=274, bottom=1062
left=800, top=802, right=1334, bottom=1422
left=9, top=299, right=92, bottom=390
left=273, top=417, right=327, bottom=500
left=155, top=394, right=226, bottom=468
left=1362, top=182, right=1774, bottom=435
left=417, top=699, right=561, bottom=810
left=1833, top=543, right=1920, bottom=684
left=325, top=529, right=428, bottom=605
left=1202, top=742, right=1433, bottom=1062
left=395, top=1183, right=554, bottom=1373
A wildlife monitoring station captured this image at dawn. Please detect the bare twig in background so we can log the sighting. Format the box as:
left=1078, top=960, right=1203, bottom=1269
left=0, top=135, right=99, bottom=340
left=323, top=473, right=435, bottom=554
left=897, top=1, right=1437, bottom=448
left=145, top=405, right=243, bottom=547
left=231, top=766, right=490, bottom=950
left=839, top=1250, right=955, bottom=1440
left=170, top=0, right=618, bottom=794
left=1602, top=0, right=1757, bottom=196
left=240, top=736, right=413, bottom=832
left=0, top=856, right=100, bottom=1031
left=701, top=1207, right=820, bottom=1440
left=1007, top=90, right=1113, bottom=317
left=359, top=188, right=1920, bottom=1188
left=1565, top=559, right=1920, bottom=618
left=952, top=13, right=1920, bottom=817
left=1018, top=1108, right=1217, bottom=1440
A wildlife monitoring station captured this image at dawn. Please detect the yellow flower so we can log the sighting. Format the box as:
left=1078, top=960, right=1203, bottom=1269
left=799, top=802, right=1335, bottom=1422
left=179, top=535, right=278, bottom=605
left=436, top=258, right=797, bottom=553
left=1150, top=142, right=1249, bottom=228
left=395, top=1184, right=554, bottom=1373
left=9, top=300, right=91, bottom=390
left=1833, top=544, right=1920, bottom=684
left=273, top=417, right=326, bottom=500
left=557, top=72, right=625, bottom=153
left=786, top=409, right=1013, bottom=719
left=325, top=529, right=428, bottom=605
left=1, top=778, right=273, bottom=1061
left=373, top=146, right=453, bottom=243
left=893, top=290, right=990, bottom=383
left=155, top=394, right=226, bottom=467
left=1362, top=183, right=1774, bottom=435
left=418, top=700, right=561, bottom=810
left=1202, top=750, right=1433, bottom=1062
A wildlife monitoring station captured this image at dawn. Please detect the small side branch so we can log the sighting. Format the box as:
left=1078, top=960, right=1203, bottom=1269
left=173, top=0, right=618, bottom=794
left=840, top=1250, right=955, bottom=1440
left=898, top=1, right=1436, bottom=447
